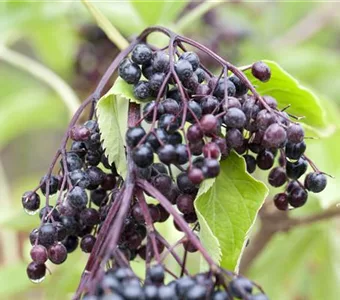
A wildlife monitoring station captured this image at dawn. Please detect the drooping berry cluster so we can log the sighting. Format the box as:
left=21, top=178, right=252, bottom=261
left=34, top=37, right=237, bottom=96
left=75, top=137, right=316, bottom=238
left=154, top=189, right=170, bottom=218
left=23, top=120, right=120, bottom=282
left=119, top=43, right=327, bottom=213
left=83, top=265, right=267, bottom=300
left=21, top=26, right=328, bottom=299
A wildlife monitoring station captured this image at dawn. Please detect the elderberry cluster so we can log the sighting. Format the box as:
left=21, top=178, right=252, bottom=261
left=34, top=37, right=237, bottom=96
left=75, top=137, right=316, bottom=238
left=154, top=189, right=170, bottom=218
left=120, top=44, right=327, bottom=213
left=83, top=265, right=267, bottom=300
left=23, top=120, right=120, bottom=282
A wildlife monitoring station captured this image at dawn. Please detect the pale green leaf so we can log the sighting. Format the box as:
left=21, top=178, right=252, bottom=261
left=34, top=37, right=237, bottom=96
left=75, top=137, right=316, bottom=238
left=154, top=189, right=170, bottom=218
left=195, top=152, right=268, bottom=271
left=244, top=60, right=327, bottom=129
left=97, top=88, right=128, bottom=178
left=110, top=77, right=148, bottom=104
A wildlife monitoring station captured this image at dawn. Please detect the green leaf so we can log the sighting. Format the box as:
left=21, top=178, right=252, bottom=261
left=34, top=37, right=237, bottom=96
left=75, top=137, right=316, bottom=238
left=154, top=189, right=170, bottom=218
left=131, top=1, right=166, bottom=25
left=110, top=77, right=148, bottom=104
left=244, top=60, right=327, bottom=129
left=97, top=88, right=128, bottom=178
left=195, top=152, right=268, bottom=271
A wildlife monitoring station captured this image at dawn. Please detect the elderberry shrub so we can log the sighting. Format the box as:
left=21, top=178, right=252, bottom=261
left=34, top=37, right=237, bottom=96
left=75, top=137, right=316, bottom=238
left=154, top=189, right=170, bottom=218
left=22, top=30, right=328, bottom=299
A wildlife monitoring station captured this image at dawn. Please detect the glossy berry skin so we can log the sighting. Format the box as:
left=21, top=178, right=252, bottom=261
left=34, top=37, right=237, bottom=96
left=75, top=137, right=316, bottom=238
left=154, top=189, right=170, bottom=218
left=90, top=188, right=107, bottom=207
left=69, top=169, right=90, bottom=188
left=68, top=186, right=88, bottom=209
left=243, top=154, right=256, bottom=173
left=256, top=150, right=274, bottom=170
left=175, top=144, right=189, bottom=165
left=26, top=261, right=46, bottom=281
left=177, top=194, right=194, bottom=214
left=143, top=101, right=165, bottom=123
left=80, top=234, right=96, bottom=253
left=177, top=172, right=198, bottom=195
left=22, top=191, right=40, bottom=212
left=188, top=168, right=204, bottom=184
left=285, top=141, right=306, bottom=160
left=80, top=208, right=100, bottom=226
left=158, top=114, right=181, bottom=133
left=149, top=72, right=166, bottom=92
left=175, top=59, right=193, bottom=81
left=187, top=100, right=202, bottom=123
left=38, top=223, right=56, bottom=248
left=268, top=167, right=287, bottom=187
left=229, top=75, right=248, bottom=97
left=48, top=243, right=68, bottom=264
left=131, top=44, right=152, bottom=65
left=132, top=144, right=154, bottom=168
left=202, top=158, right=220, bottom=178
left=286, top=158, right=308, bottom=179
left=40, top=175, right=59, bottom=195
left=187, top=124, right=203, bottom=142
left=203, top=142, right=220, bottom=159
left=226, top=128, right=244, bottom=149
left=152, top=51, right=170, bottom=73
left=126, top=127, right=146, bottom=147
left=157, top=144, right=177, bottom=165
left=62, top=235, right=79, bottom=253
left=304, top=172, right=327, bottom=193
left=251, top=61, right=271, bottom=82
left=287, top=124, right=304, bottom=143
left=262, top=123, right=287, bottom=148
left=179, top=51, right=200, bottom=71
left=119, top=58, right=141, bottom=84
left=200, top=114, right=218, bottom=135
left=201, top=96, right=219, bottom=114
left=195, top=68, right=206, bottom=83
left=30, top=245, right=48, bottom=264
left=223, top=107, right=246, bottom=129
left=288, top=187, right=308, bottom=208
left=273, top=193, right=289, bottom=211
left=214, top=79, right=236, bottom=99
left=134, top=80, right=151, bottom=100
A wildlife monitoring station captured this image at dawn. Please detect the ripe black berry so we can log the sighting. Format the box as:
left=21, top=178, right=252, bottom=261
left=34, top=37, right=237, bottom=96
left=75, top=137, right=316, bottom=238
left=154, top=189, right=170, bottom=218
left=286, top=157, right=307, bottom=179
left=200, top=114, right=218, bottom=135
left=201, top=96, right=219, bottom=114
left=287, top=124, right=304, bottom=143
left=69, top=169, right=90, bottom=188
left=27, top=261, right=46, bottom=282
left=251, top=61, right=271, bottom=82
left=177, top=172, right=198, bottom=195
left=147, top=264, right=165, bottom=284
left=202, top=158, right=220, bottom=178
left=80, top=234, right=96, bottom=253
left=226, top=128, right=244, bottom=148
left=132, top=144, right=154, bottom=168
left=262, top=123, right=287, bottom=148
left=175, top=59, right=193, bottom=81
left=256, top=150, right=274, bottom=170
left=158, top=114, right=181, bottom=133
left=91, top=188, right=107, bottom=206
left=67, top=186, right=88, bottom=209
left=119, top=58, right=141, bottom=84
left=268, top=167, right=287, bottom=187
left=131, top=44, right=152, bottom=65
left=177, top=194, right=194, bottom=214
left=229, top=277, right=253, bottom=298
left=229, top=75, right=249, bottom=97
left=285, top=141, right=306, bottom=160
left=62, top=235, right=79, bottom=253
left=304, top=172, right=327, bottom=193
left=126, top=126, right=146, bottom=147
left=40, top=175, right=59, bottom=195
left=157, top=144, right=177, bottom=165
left=134, top=80, right=151, bottom=100
left=273, top=193, right=288, bottom=211
left=22, top=191, right=40, bottom=212
left=152, top=51, right=170, bottom=72
left=48, top=243, right=68, bottom=264
left=38, top=223, right=56, bottom=248
left=188, top=168, right=204, bottom=184
left=224, top=107, right=247, bottom=128
left=179, top=51, right=200, bottom=71
left=243, top=154, right=256, bottom=173
left=288, top=187, right=308, bottom=208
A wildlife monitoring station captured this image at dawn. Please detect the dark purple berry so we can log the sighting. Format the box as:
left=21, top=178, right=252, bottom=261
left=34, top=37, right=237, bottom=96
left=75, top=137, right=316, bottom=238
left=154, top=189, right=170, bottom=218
left=30, top=245, right=48, bottom=264
left=26, top=262, right=46, bottom=281
left=304, top=172, right=327, bottom=193
left=256, top=150, right=274, bottom=170
left=134, top=80, right=151, bottom=100
left=22, top=191, right=40, bottom=212
left=48, top=243, right=68, bottom=264
left=131, top=44, right=152, bottom=65
left=268, top=167, right=287, bottom=187
left=119, top=58, right=141, bottom=84
left=126, top=127, right=146, bottom=147
left=251, top=61, right=271, bottom=82
left=243, top=154, right=256, bottom=173
left=273, top=193, right=288, bottom=211
left=286, top=157, right=308, bottom=179
left=132, top=144, right=154, bottom=168
left=288, top=187, right=308, bottom=208
left=224, top=107, right=246, bottom=128
left=80, top=234, right=96, bottom=253
left=262, top=123, right=287, bottom=148
left=287, top=124, right=304, bottom=143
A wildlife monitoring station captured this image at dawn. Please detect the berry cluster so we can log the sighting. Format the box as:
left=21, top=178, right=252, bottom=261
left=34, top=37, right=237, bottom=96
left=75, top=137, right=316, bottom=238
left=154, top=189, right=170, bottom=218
left=23, top=120, right=119, bottom=282
left=21, top=26, right=328, bottom=299
left=119, top=44, right=327, bottom=213
left=83, top=265, right=267, bottom=300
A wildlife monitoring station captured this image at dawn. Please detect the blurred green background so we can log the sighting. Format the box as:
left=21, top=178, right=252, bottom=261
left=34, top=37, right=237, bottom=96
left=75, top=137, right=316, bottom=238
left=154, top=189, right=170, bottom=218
left=0, top=1, right=339, bottom=299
